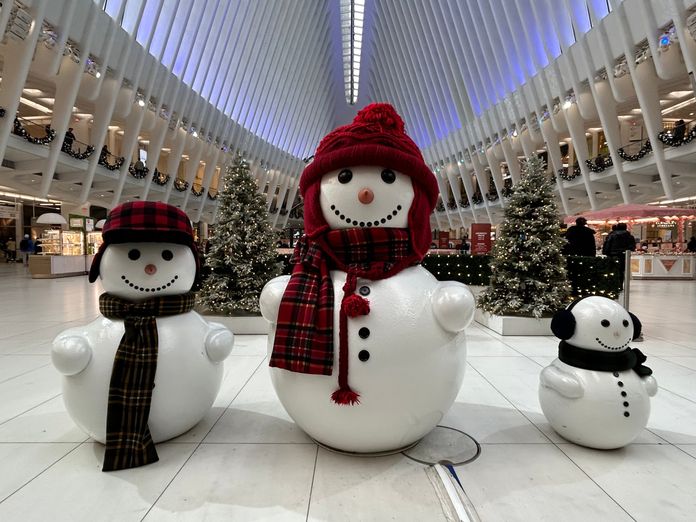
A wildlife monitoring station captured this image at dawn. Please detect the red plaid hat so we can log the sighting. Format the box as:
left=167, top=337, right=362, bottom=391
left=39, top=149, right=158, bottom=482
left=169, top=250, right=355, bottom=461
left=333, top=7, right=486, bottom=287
left=89, top=201, right=199, bottom=283
left=300, top=103, right=438, bottom=259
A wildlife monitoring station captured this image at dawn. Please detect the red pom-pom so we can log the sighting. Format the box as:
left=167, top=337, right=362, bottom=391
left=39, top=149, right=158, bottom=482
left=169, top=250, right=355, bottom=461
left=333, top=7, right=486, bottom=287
left=341, top=294, right=370, bottom=317
left=331, top=388, right=361, bottom=405
left=355, top=103, right=405, bottom=133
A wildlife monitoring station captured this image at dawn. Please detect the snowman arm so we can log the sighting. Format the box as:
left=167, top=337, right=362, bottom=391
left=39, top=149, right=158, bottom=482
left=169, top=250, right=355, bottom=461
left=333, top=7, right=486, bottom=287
left=51, top=334, right=92, bottom=376
left=540, top=366, right=584, bottom=398
left=204, top=323, right=234, bottom=363
left=642, top=375, right=658, bottom=397
left=431, top=282, right=476, bottom=333
left=259, top=275, right=291, bottom=324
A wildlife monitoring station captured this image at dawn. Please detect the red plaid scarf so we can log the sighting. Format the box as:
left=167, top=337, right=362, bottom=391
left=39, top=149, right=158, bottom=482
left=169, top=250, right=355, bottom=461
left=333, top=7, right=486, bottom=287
left=270, top=228, right=417, bottom=405
left=99, top=292, right=195, bottom=471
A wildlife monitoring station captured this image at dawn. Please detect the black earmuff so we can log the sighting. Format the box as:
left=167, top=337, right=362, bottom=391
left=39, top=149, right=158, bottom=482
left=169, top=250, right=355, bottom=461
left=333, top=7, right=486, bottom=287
left=629, top=312, right=642, bottom=340
left=551, top=309, right=576, bottom=340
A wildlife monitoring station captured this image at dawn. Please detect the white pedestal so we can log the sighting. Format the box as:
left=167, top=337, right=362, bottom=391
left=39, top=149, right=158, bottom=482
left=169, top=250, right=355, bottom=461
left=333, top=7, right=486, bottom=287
left=475, top=309, right=552, bottom=336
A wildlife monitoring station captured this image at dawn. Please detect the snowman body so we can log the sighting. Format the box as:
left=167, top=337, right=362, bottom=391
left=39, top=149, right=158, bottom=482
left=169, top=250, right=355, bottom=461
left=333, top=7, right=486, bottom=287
left=267, top=266, right=467, bottom=452
left=53, top=241, right=234, bottom=444
left=56, top=312, right=224, bottom=443
left=539, top=296, right=656, bottom=449
left=261, top=164, right=474, bottom=453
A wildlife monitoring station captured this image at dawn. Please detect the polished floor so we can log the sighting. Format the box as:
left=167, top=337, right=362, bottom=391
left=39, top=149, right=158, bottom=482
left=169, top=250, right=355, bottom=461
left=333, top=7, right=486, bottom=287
left=0, top=261, right=695, bottom=521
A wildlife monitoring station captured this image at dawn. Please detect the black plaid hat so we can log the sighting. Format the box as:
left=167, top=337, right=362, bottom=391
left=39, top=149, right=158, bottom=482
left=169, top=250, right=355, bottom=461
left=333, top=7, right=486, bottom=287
left=89, top=201, right=200, bottom=283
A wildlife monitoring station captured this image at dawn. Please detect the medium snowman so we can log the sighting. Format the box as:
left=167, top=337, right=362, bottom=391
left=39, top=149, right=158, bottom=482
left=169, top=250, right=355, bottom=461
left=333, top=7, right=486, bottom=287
left=260, top=104, right=475, bottom=453
left=539, top=296, right=657, bottom=449
left=52, top=201, right=234, bottom=471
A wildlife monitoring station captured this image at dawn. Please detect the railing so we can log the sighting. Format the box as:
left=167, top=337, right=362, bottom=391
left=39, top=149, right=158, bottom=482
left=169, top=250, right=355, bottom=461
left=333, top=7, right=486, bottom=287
left=585, top=153, right=613, bottom=173
left=617, top=138, right=652, bottom=161
left=98, top=149, right=125, bottom=170
left=13, top=116, right=56, bottom=145
left=657, top=119, right=696, bottom=148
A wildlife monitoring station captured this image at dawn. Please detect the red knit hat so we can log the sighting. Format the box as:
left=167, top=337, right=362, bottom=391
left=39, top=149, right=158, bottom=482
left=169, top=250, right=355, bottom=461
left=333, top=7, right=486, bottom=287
left=300, top=103, right=438, bottom=259
left=89, top=201, right=200, bottom=284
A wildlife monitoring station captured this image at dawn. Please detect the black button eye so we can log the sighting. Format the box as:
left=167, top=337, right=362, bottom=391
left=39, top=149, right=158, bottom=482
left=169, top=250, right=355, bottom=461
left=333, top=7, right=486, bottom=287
left=338, top=169, right=353, bottom=184
left=623, top=319, right=629, bottom=327
left=601, top=319, right=610, bottom=327
left=381, top=169, right=396, bottom=184
left=162, top=249, right=173, bottom=261
left=128, top=249, right=141, bottom=260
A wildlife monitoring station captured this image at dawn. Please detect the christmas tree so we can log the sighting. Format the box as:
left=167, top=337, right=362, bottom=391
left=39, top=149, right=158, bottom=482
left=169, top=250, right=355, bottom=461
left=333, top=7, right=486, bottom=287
left=198, top=155, right=280, bottom=314
left=477, top=156, right=570, bottom=318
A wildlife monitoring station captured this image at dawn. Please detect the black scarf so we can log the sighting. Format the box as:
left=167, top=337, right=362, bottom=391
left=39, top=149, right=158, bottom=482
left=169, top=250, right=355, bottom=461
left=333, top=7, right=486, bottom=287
left=99, top=292, right=196, bottom=471
left=558, top=341, right=652, bottom=376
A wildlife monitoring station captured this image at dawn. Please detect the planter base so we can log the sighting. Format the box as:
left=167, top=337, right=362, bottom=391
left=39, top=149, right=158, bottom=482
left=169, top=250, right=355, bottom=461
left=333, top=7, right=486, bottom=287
left=205, top=314, right=269, bottom=335
left=475, top=309, right=552, bottom=336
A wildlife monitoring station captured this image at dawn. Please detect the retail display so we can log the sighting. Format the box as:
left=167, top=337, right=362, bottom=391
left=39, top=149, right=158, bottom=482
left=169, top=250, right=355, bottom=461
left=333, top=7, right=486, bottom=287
left=198, top=156, right=279, bottom=314
left=539, top=296, right=657, bottom=449
left=478, top=156, right=571, bottom=318
left=52, top=201, right=234, bottom=471
left=86, top=231, right=103, bottom=255
left=260, top=104, right=475, bottom=453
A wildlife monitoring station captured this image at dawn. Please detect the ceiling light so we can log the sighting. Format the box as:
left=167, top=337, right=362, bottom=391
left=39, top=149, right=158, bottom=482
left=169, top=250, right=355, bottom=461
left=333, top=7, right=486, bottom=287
left=95, top=71, right=101, bottom=79
left=562, top=99, right=572, bottom=110
left=668, top=90, right=692, bottom=98
left=22, top=88, right=43, bottom=96
left=137, top=98, right=145, bottom=107
left=20, top=97, right=52, bottom=113
left=341, top=0, right=365, bottom=105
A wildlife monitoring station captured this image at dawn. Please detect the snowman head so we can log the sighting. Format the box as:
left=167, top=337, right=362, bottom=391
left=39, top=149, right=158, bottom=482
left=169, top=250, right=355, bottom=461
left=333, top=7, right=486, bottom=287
left=89, top=201, right=200, bottom=298
left=319, top=166, right=414, bottom=229
left=98, top=242, right=196, bottom=300
left=551, top=296, right=641, bottom=351
left=299, top=103, right=439, bottom=257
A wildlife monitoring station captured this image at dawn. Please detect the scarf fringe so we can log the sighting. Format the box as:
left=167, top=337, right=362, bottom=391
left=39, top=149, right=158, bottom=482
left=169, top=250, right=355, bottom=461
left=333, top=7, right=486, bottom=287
left=331, top=388, right=361, bottom=405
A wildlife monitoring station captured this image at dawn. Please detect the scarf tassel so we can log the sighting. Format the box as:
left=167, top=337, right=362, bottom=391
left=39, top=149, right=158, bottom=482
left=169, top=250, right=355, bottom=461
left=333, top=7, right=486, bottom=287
left=331, top=387, right=361, bottom=405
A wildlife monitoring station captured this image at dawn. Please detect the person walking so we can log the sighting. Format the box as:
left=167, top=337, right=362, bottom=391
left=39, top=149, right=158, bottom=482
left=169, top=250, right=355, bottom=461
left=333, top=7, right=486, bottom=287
left=564, top=217, right=597, bottom=256
left=687, top=236, right=696, bottom=253
left=6, top=238, right=16, bottom=263
left=19, top=234, right=34, bottom=267
left=62, top=127, right=76, bottom=153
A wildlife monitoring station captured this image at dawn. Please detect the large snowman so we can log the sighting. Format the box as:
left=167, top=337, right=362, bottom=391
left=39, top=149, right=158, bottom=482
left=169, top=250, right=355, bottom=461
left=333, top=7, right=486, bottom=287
left=260, top=104, right=475, bottom=453
left=52, top=201, right=234, bottom=470
left=539, top=296, right=657, bottom=449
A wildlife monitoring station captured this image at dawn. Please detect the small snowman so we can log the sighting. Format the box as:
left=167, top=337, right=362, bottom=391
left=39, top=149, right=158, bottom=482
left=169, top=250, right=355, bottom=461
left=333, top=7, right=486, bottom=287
left=539, top=296, right=657, bottom=449
left=260, top=104, right=475, bottom=453
left=52, top=201, right=234, bottom=471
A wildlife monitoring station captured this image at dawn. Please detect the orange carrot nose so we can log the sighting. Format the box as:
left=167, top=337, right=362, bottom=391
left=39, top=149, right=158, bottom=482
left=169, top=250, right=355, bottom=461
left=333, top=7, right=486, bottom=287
left=358, top=188, right=374, bottom=204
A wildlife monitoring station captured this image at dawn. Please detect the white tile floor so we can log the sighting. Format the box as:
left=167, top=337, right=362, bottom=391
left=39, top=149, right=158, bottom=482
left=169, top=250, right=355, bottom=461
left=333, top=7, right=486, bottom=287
left=0, top=262, right=695, bottom=521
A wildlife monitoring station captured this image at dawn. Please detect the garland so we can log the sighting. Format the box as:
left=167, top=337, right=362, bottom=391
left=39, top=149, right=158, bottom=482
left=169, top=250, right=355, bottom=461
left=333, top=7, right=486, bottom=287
left=152, top=169, right=170, bottom=186
left=279, top=209, right=288, bottom=215
left=447, top=197, right=457, bottom=210
left=486, top=190, right=499, bottom=201
left=459, top=197, right=470, bottom=208
left=98, top=154, right=125, bottom=171
left=191, top=184, right=204, bottom=197
left=128, top=164, right=149, bottom=179
left=207, top=191, right=218, bottom=201
left=174, top=179, right=189, bottom=192
left=502, top=178, right=514, bottom=198
left=435, top=201, right=445, bottom=212
left=558, top=164, right=581, bottom=181
left=585, top=154, right=613, bottom=173
left=617, top=140, right=651, bottom=161
left=63, top=144, right=95, bottom=160
left=657, top=128, right=696, bottom=148
left=13, top=119, right=56, bottom=145
left=471, top=190, right=484, bottom=205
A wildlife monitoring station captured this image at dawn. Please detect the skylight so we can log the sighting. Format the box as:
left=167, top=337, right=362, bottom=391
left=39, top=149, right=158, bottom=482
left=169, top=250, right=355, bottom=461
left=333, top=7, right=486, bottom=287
left=340, top=0, right=365, bottom=105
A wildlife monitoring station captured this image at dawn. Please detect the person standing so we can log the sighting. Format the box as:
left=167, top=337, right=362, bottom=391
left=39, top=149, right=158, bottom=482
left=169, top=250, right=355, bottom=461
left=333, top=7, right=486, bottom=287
left=62, top=127, right=76, bottom=152
left=564, top=217, right=597, bottom=256
left=19, top=234, right=34, bottom=267
left=687, top=236, right=696, bottom=253
left=604, top=223, right=636, bottom=280
left=6, top=238, right=16, bottom=262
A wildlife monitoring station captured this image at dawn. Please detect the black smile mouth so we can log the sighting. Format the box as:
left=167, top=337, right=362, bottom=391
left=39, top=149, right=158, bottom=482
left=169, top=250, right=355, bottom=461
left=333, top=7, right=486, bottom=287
left=329, top=203, right=403, bottom=227
left=595, top=337, right=630, bottom=351
left=121, top=274, right=179, bottom=293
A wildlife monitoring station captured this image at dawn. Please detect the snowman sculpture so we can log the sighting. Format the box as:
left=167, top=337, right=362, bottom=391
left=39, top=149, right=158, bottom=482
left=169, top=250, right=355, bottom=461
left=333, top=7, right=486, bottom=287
left=260, top=104, right=475, bottom=453
left=539, top=296, right=657, bottom=449
left=52, top=201, right=234, bottom=471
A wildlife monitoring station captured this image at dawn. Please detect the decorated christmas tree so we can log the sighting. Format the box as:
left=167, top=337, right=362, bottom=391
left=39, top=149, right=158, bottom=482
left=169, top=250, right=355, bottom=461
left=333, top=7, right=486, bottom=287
left=198, top=155, right=279, bottom=314
left=478, top=156, right=570, bottom=318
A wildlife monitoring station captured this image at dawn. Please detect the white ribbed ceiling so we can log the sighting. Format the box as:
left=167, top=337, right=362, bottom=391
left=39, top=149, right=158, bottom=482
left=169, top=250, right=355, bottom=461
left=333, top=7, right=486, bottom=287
left=98, top=0, right=613, bottom=155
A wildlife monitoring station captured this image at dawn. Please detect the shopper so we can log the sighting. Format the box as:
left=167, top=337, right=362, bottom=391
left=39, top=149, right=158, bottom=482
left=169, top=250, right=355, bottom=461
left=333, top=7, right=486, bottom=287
left=5, top=238, right=16, bottom=263
left=687, top=236, right=696, bottom=253
left=133, top=158, right=146, bottom=177
left=564, top=217, right=596, bottom=256
left=604, top=223, right=636, bottom=280
left=19, top=234, right=34, bottom=267
left=62, top=127, right=76, bottom=152
left=602, top=224, right=618, bottom=255
left=99, top=145, right=109, bottom=164
left=673, top=119, right=686, bottom=143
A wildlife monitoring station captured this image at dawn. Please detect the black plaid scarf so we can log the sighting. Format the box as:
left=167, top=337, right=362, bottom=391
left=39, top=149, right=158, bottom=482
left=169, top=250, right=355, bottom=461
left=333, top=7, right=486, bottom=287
left=270, top=228, right=417, bottom=405
left=99, top=292, right=196, bottom=471
left=559, top=341, right=653, bottom=376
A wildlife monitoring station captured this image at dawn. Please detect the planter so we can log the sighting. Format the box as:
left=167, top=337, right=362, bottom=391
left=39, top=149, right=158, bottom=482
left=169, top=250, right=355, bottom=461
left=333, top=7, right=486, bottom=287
left=475, top=309, right=552, bottom=336
left=203, top=314, right=269, bottom=335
